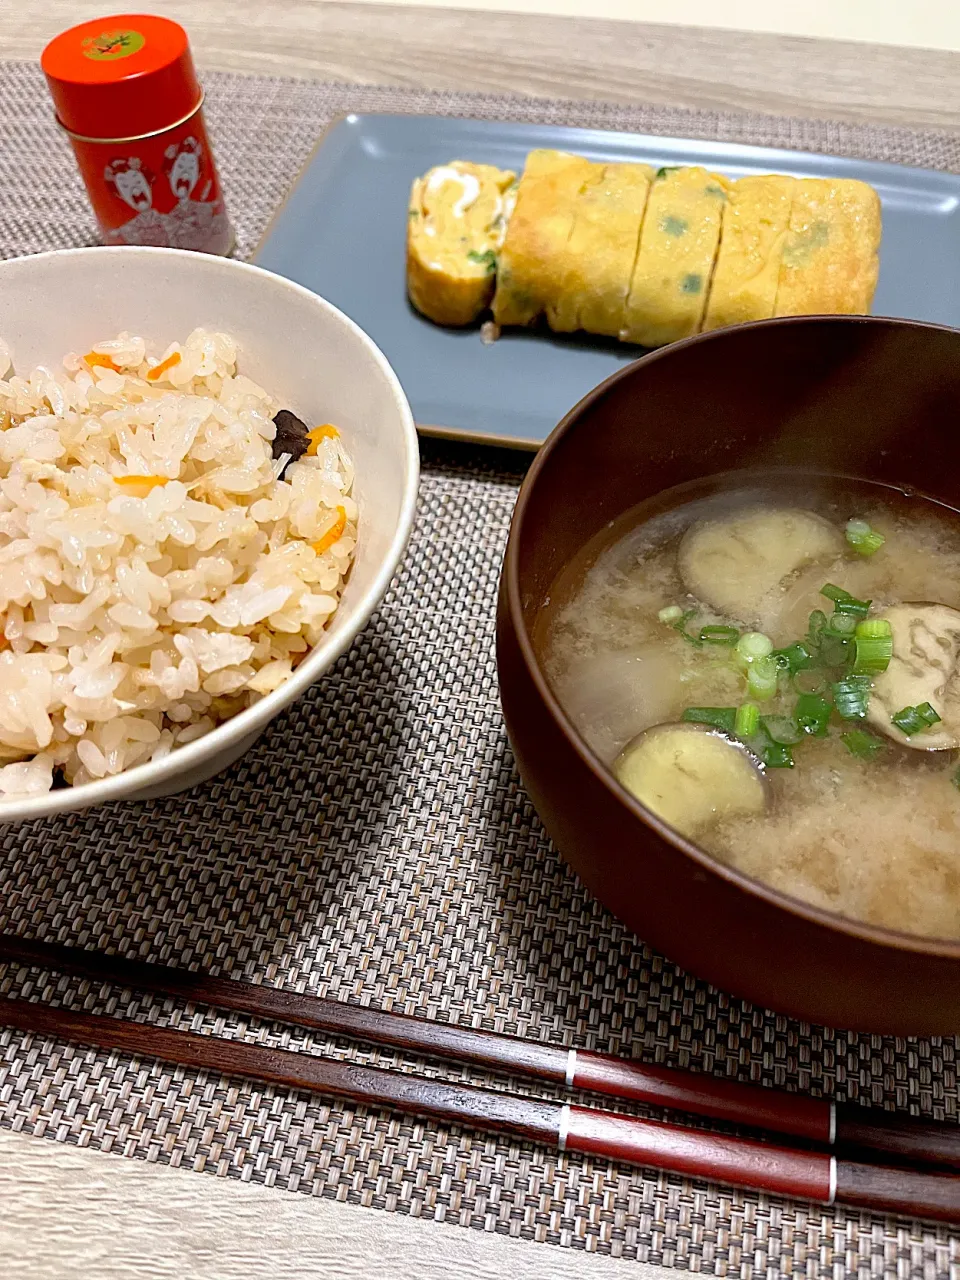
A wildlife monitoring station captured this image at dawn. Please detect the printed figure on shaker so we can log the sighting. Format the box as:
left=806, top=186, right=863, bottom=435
left=163, top=136, right=229, bottom=250
left=103, top=157, right=168, bottom=246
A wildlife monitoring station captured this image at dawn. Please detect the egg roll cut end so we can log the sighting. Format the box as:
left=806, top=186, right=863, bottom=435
left=701, top=174, right=796, bottom=333
left=620, top=167, right=730, bottom=347
left=407, top=161, right=516, bottom=327
left=773, top=177, right=882, bottom=318
left=491, top=150, right=594, bottom=329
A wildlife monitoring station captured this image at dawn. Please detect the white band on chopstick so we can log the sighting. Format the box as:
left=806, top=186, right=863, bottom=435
left=558, top=1103, right=571, bottom=1152
left=827, top=1156, right=837, bottom=1205
left=828, top=1101, right=837, bottom=1146
left=565, top=1048, right=578, bottom=1089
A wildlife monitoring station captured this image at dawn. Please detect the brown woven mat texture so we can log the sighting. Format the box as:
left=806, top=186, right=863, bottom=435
left=1, top=60, right=960, bottom=1276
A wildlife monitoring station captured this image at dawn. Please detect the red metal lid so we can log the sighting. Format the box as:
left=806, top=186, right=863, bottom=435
left=41, top=15, right=201, bottom=140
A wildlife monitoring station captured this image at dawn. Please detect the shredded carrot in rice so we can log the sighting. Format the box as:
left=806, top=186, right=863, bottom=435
left=146, top=351, right=182, bottom=382
left=83, top=351, right=121, bottom=372
left=113, top=474, right=169, bottom=493
left=306, top=423, right=340, bottom=456
left=312, top=505, right=347, bottom=555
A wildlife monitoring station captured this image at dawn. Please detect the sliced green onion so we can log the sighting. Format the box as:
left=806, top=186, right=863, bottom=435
left=857, top=534, right=885, bottom=556
left=841, top=728, right=885, bottom=760
left=820, top=584, right=871, bottom=618
left=761, top=715, right=803, bottom=745
left=891, top=702, right=942, bottom=735
left=735, top=631, right=773, bottom=666
left=855, top=617, right=892, bottom=638
left=853, top=618, right=893, bottom=675
left=807, top=610, right=828, bottom=643
left=760, top=742, right=794, bottom=768
left=846, top=518, right=886, bottom=557
left=794, top=669, right=829, bottom=695
left=833, top=674, right=872, bottom=720
left=746, top=654, right=779, bottom=701
left=772, top=642, right=813, bottom=675
left=745, top=727, right=794, bottom=769
left=794, top=692, right=831, bottom=737
left=952, top=766, right=960, bottom=792
left=699, top=624, right=740, bottom=645
left=826, top=612, right=858, bottom=637
left=805, top=611, right=828, bottom=657
left=662, top=607, right=702, bottom=646
left=819, top=634, right=854, bottom=670
left=734, top=702, right=760, bottom=737
left=682, top=706, right=737, bottom=734
left=845, top=518, right=871, bottom=539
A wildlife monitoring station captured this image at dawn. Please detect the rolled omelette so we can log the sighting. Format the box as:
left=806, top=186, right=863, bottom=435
left=407, top=154, right=882, bottom=344
left=407, top=161, right=516, bottom=327
left=774, top=178, right=882, bottom=316
left=701, top=175, right=795, bottom=333
left=491, top=150, right=596, bottom=328
left=620, top=167, right=730, bottom=346
left=545, top=161, right=654, bottom=337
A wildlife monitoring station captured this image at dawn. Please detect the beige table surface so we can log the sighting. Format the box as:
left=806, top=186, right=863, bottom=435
left=1, top=4, right=960, bottom=1277
left=317, top=0, right=960, bottom=53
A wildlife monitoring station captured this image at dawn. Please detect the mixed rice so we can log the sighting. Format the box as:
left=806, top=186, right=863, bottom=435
left=0, top=329, right=356, bottom=797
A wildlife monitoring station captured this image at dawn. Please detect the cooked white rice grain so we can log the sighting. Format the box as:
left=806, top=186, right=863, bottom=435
left=0, top=329, right=356, bottom=797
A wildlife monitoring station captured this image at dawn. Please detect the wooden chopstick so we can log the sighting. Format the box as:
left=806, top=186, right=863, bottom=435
left=1, top=932, right=956, bottom=1172
left=1, top=993, right=959, bottom=1222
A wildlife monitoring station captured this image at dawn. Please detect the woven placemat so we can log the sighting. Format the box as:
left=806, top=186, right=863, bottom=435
left=1, top=59, right=959, bottom=1276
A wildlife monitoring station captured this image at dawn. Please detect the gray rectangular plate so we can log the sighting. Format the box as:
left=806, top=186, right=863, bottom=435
left=254, top=113, right=960, bottom=449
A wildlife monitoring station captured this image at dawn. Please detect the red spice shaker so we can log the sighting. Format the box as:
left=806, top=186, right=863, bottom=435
left=41, top=15, right=233, bottom=255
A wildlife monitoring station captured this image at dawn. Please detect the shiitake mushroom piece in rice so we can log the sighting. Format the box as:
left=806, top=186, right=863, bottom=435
left=271, top=409, right=310, bottom=477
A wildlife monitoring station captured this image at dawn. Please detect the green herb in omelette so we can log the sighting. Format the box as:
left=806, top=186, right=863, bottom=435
left=467, top=249, right=497, bottom=273
left=660, top=215, right=689, bottom=237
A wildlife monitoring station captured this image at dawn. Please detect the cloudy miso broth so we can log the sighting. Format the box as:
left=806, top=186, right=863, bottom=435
left=539, top=472, right=960, bottom=939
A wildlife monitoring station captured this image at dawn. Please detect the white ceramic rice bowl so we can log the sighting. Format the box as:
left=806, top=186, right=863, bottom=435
left=0, top=247, right=419, bottom=822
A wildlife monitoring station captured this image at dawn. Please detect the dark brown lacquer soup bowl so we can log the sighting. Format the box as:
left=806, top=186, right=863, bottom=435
left=497, top=316, right=960, bottom=1036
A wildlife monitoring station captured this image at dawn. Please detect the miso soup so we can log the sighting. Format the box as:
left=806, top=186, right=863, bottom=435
left=539, top=472, right=960, bottom=940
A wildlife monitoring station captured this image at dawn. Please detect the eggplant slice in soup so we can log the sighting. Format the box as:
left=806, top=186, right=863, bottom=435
left=613, top=722, right=767, bottom=840
left=678, top=508, right=843, bottom=623
left=867, top=603, right=960, bottom=749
